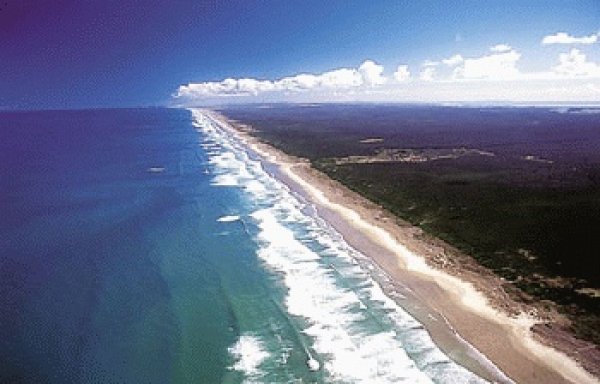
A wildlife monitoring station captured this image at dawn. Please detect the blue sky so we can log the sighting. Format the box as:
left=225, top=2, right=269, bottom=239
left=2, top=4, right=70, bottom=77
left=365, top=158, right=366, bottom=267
left=1, top=1, right=599, bottom=109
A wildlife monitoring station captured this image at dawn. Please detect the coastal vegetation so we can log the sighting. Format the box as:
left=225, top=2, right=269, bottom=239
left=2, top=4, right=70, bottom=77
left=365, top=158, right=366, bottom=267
left=221, top=103, right=600, bottom=345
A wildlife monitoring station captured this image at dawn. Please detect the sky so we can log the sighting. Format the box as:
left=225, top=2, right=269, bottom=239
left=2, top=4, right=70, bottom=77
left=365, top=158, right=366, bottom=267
left=1, top=0, right=599, bottom=109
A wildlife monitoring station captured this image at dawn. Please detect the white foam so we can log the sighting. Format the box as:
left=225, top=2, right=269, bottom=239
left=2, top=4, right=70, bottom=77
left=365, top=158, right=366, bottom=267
left=217, top=215, right=240, bottom=222
left=307, top=357, right=320, bottom=371
left=194, top=110, right=490, bottom=383
left=250, top=205, right=487, bottom=383
left=147, top=166, right=165, bottom=173
left=243, top=179, right=267, bottom=196
left=229, top=334, right=269, bottom=379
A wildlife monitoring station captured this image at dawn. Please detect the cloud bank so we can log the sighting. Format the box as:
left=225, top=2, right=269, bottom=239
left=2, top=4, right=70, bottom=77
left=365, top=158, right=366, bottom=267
left=177, top=60, right=387, bottom=100
left=176, top=30, right=600, bottom=104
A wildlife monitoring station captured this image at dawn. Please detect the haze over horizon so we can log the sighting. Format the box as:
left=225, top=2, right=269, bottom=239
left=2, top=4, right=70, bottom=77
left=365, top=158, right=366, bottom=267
left=2, top=1, right=599, bottom=109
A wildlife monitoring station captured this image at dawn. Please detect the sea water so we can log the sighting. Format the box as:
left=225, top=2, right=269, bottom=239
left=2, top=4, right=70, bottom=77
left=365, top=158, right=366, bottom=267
left=0, top=108, right=487, bottom=383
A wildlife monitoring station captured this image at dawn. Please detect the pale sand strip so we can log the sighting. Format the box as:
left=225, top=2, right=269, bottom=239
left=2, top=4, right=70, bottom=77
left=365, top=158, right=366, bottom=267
left=202, top=109, right=599, bottom=384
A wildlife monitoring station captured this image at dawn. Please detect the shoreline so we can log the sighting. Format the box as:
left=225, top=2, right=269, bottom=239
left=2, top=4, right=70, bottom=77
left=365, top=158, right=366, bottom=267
left=203, top=109, right=599, bottom=384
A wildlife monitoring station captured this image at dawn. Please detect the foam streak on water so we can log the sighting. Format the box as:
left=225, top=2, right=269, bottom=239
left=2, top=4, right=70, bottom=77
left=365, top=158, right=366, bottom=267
left=229, top=335, right=270, bottom=382
left=192, top=110, right=488, bottom=383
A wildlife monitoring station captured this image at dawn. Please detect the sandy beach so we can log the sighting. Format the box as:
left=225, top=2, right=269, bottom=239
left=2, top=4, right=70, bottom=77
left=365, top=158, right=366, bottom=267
left=204, top=109, right=599, bottom=384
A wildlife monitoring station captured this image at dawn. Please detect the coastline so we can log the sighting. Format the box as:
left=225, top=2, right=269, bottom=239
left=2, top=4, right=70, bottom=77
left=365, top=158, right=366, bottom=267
left=203, top=109, right=599, bottom=384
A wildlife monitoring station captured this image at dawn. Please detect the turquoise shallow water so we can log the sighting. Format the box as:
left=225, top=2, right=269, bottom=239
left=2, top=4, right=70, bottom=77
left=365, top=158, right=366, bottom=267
left=0, top=108, right=488, bottom=383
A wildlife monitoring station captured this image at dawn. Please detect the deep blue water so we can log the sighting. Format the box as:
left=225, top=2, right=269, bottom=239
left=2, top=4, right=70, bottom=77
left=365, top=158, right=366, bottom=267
left=0, top=109, right=249, bottom=382
left=0, top=108, right=489, bottom=383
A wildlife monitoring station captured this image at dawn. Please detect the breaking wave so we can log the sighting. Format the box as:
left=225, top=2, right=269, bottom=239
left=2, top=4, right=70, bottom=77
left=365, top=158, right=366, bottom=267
left=193, top=110, right=489, bottom=383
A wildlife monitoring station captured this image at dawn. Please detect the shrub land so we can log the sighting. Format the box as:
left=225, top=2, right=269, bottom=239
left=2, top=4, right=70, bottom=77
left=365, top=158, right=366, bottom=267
left=221, top=104, right=600, bottom=344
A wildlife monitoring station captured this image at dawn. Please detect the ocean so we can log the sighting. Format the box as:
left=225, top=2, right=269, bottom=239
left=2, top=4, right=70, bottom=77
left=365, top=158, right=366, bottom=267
left=0, top=108, right=487, bottom=383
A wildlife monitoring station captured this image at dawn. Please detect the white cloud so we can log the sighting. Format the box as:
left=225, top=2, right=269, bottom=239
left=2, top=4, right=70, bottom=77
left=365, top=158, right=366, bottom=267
left=276, top=68, right=363, bottom=93
left=453, top=49, right=521, bottom=80
left=236, top=78, right=277, bottom=95
left=358, top=60, right=387, bottom=86
left=419, top=66, right=436, bottom=81
left=393, top=65, right=411, bottom=82
left=175, top=46, right=600, bottom=104
left=552, top=48, right=600, bottom=78
left=315, top=67, right=363, bottom=88
left=490, top=44, right=512, bottom=53
left=177, top=77, right=277, bottom=98
left=276, top=73, right=320, bottom=90
left=542, top=32, right=598, bottom=45
left=442, top=54, right=464, bottom=66
left=176, top=60, right=388, bottom=99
